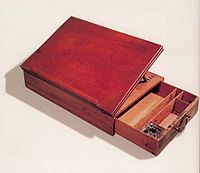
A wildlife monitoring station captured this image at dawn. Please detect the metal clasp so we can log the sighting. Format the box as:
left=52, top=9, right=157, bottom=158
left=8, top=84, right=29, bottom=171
left=173, top=114, right=190, bottom=133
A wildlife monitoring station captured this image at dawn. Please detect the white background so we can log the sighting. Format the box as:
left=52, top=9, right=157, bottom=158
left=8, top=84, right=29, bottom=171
left=0, top=0, right=199, bottom=173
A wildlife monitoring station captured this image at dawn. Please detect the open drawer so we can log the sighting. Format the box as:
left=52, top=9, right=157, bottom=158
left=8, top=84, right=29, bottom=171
left=115, top=81, right=199, bottom=155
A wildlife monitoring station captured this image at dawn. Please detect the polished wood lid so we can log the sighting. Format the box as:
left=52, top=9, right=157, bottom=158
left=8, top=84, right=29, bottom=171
left=21, top=16, right=163, bottom=116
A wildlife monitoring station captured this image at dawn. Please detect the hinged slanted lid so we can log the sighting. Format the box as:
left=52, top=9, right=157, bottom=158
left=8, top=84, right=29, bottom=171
left=21, top=16, right=163, bottom=116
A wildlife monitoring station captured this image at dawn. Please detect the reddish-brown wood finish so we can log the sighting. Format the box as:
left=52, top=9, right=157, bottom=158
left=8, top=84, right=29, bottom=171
left=21, top=16, right=163, bottom=115
left=116, top=71, right=164, bottom=115
left=20, top=16, right=199, bottom=156
left=24, top=71, right=115, bottom=135
left=115, top=82, right=199, bottom=155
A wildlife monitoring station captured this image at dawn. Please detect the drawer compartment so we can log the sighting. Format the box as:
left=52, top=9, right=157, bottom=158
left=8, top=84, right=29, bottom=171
left=115, top=82, right=198, bottom=155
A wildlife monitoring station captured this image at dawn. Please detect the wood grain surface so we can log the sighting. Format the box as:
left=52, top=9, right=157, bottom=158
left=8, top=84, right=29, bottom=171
left=21, top=16, right=163, bottom=115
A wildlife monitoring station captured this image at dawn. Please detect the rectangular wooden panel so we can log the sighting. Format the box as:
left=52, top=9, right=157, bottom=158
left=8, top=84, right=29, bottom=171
left=23, top=71, right=115, bottom=135
left=21, top=16, right=163, bottom=115
left=118, top=93, right=164, bottom=127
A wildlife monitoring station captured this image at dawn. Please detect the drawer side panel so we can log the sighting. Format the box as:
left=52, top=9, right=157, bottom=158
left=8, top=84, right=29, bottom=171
left=23, top=71, right=114, bottom=135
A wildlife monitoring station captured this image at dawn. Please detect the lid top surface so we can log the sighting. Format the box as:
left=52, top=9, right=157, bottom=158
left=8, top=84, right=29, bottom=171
left=21, top=16, right=163, bottom=115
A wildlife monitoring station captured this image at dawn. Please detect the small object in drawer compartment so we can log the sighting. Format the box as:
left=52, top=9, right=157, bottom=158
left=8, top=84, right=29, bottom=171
left=142, top=122, right=164, bottom=138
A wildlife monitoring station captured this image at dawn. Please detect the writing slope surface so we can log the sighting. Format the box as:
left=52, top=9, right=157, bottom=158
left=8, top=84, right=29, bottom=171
left=21, top=16, right=163, bottom=116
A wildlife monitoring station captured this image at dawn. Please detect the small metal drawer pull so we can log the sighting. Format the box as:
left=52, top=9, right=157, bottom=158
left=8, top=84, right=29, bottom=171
left=174, top=114, right=190, bottom=133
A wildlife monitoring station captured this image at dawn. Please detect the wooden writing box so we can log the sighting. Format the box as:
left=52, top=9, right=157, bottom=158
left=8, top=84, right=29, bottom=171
left=21, top=16, right=199, bottom=155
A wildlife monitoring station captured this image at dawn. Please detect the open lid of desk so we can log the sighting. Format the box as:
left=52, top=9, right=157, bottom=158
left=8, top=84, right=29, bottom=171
left=21, top=16, right=163, bottom=116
